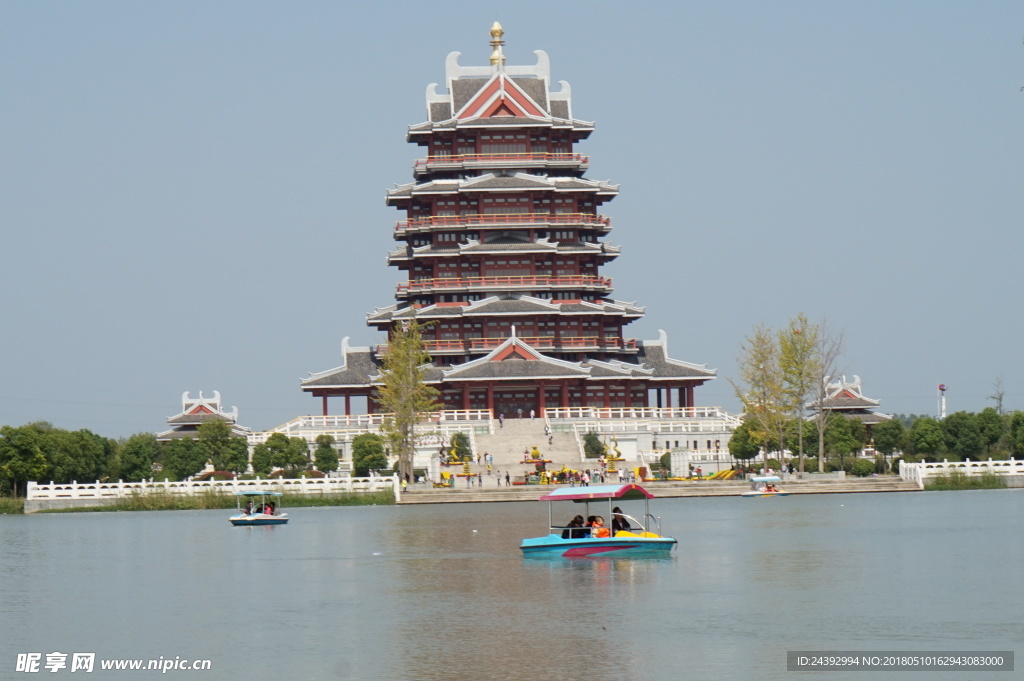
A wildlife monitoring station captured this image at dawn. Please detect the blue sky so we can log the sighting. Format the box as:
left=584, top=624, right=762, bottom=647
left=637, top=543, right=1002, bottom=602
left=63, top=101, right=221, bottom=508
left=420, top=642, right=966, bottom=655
left=2, top=2, right=1022, bottom=438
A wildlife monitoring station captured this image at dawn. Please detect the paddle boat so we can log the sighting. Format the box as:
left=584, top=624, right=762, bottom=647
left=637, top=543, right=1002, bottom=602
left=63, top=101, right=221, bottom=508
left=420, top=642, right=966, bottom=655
left=519, top=483, right=677, bottom=557
left=229, top=490, right=289, bottom=526
left=741, top=475, right=790, bottom=498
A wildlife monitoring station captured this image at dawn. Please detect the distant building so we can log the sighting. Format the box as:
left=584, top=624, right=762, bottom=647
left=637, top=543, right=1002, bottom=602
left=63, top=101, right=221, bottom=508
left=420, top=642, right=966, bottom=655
left=811, top=375, right=891, bottom=427
left=156, top=391, right=251, bottom=441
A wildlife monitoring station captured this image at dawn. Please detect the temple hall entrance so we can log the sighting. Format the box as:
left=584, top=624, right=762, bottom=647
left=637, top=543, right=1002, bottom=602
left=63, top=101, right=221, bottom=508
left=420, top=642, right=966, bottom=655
left=493, top=390, right=537, bottom=419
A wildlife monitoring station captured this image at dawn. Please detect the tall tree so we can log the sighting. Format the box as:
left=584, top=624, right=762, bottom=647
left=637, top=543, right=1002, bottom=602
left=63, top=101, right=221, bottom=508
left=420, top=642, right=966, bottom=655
left=313, top=434, right=339, bottom=474
left=731, top=323, right=786, bottom=465
left=989, top=376, right=1005, bottom=415
left=909, top=417, right=944, bottom=461
left=351, top=433, right=387, bottom=477
left=1010, top=412, right=1024, bottom=457
left=0, top=425, right=49, bottom=496
left=258, top=433, right=309, bottom=475
left=941, top=411, right=982, bottom=461
left=376, top=319, right=441, bottom=482
left=871, top=419, right=905, bottom=460
left=778, top=313, right=820, bottom=473
left=197, top=419, right=249, bottom=473
left=807, top=322, right=845, bottom=472
left=976, top=407, right=1004, bottom=456
left=115, top=433, right=158, bottom=482
left=727, top=420, right=762, bottom=463
left=162, top=437, right=207, bottom=480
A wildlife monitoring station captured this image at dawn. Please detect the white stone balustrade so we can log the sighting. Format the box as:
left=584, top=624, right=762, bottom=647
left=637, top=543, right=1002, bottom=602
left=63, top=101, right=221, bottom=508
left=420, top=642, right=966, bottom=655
left=899, top=458, right=1024, bottom=489
left=27, top=475, right=399, bottom=500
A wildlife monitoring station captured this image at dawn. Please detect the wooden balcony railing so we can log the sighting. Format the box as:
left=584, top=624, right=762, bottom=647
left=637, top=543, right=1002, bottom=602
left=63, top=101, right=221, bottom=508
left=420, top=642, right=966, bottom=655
left=376, top=336, right=638, bottom=354
left=396, top=274, right=612, bottom=295
left=395, top=212, right=611, bottom=235
left=414, top=152, right=588, bottom=168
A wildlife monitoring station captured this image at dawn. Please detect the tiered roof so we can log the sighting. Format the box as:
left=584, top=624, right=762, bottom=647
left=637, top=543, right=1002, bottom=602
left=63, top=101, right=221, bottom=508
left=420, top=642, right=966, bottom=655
left=156, top=391, right=251, bottom=441
left=809, top=376, right=891, bottom=426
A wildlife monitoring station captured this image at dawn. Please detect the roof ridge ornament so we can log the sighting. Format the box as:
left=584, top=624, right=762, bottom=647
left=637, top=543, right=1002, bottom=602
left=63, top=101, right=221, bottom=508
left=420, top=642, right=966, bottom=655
left=489, top=21, right=505, bottom=69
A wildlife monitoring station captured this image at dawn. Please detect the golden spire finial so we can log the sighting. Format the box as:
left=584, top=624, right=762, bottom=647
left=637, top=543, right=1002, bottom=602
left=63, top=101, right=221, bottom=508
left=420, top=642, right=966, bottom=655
left=489, top=21, right=505, bottom=67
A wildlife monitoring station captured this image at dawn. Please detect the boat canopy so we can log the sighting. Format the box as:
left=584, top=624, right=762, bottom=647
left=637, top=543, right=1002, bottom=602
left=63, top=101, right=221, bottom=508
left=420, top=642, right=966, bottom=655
left=538, top=484, right=655, bottom=503
left=749, top=476, right=781, bottom=483
left=234, top=490, right=284, bottom=497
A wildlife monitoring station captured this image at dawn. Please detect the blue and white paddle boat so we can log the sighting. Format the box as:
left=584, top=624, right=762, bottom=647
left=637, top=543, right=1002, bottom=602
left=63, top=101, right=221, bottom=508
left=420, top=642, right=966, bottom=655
left=229, top=490, right=289, bottom=526
left=519, top=484, right=676, bottom=557
left=740, top=475, right=790, bottom=497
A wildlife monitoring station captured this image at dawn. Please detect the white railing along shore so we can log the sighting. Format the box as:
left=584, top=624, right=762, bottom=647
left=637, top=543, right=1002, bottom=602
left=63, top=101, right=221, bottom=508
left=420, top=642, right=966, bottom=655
left=899, top=458, right=1024, bottom=489
left=27, top=475, right=399, bottom=500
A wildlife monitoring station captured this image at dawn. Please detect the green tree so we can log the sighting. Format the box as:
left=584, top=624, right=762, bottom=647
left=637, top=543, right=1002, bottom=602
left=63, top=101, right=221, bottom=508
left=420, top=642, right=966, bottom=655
left=376, top=319, right=441, bottom=481
left=196, top=420, right=249, bottom=473
left=909, top=417, right=944, bottom=461
left=313, top=434, right=339, bottom=474
left=1010, top=412, right=1024, bottom=457
left=871, top=419, right=905, bottom=459
left=976, top=407, right=1004, bottom=455
left=162, top=437, right=207, bottom=480
left=352, top=433, right=387, bottom=477
left=778, top=313, right=820, bottom=473
left=941, top=411, right=982, bottom=461
left=825, top=416, right=861, bottom=468
left=259, top=433, right=309, bottom=475
left=731, top=323, right=786, bottom=465
left=251, top=442, right=273, bottom=477
left=0, top=425, right=50, bottom=496
left=583, top=431, right=604, bottom=458
left=41, top=427, right=109, bottom=483
left=115, top=433, right=158, bottom=482
left=728, top=420, right=761, bottom=462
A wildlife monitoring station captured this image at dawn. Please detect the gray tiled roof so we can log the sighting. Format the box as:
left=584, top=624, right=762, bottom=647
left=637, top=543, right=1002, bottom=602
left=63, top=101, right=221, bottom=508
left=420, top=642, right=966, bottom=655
left=445, top=356, right=589, bottom=380
left=301, top=348, right=381, bottom=388
left=452, top=78, right=487, bottom=114
left=511, top=77, right=549, bottom=111
left=429, top=102, right=452, bottom=122
left=635, top=342, right=716, bottom=379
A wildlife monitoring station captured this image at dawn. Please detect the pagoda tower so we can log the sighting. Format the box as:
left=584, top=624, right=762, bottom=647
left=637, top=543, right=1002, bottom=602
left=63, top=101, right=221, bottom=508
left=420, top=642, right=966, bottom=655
left=302, top=25, right=715, bottom=416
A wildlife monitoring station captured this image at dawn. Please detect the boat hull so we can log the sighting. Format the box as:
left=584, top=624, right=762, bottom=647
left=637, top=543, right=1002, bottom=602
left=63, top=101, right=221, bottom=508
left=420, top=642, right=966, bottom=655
left=520, top=534, right=676, bottom=557
left=229, top=513, right=289, bottom=526
left=740, top=491, right=790, bottom=497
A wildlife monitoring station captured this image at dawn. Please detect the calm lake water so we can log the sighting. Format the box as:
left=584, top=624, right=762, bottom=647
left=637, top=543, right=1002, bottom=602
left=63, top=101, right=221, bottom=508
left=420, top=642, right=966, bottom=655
left=2, top=490, right=1022, bottom=680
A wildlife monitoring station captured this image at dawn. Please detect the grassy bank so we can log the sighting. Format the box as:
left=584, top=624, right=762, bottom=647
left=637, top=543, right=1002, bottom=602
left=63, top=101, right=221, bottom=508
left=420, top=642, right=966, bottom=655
left=36, top=489, right=395, bottom=513
left=925, top=470, right=1006, bottom=491
left=0, top=496, right=25, bottom=514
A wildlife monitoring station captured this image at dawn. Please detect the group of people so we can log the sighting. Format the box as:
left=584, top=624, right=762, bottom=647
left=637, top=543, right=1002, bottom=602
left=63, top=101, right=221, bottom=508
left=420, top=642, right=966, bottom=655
left=560, top=508, right=632, bottom=539
left=243, top=501, right=275, bottom=516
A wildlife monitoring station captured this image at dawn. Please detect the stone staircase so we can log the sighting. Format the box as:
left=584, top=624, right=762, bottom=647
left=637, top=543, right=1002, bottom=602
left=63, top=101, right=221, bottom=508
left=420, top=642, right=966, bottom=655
left=469, top=418, right=583, bottom=478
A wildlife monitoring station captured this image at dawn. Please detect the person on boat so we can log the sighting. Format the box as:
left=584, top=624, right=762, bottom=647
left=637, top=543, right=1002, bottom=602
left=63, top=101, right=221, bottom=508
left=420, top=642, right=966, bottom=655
left=562, top=515, right=585, bottom=539
left=611, top=507, right=631, bottom=535
left=592, top=516, right=611, bottom=538
left=244, top=501, right=253, bottom=516
left=584, top=515, right=597, bottom=536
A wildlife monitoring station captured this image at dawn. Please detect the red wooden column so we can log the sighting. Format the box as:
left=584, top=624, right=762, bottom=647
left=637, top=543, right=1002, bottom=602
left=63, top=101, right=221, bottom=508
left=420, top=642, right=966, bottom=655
left=486, top=383, right=495, bottom=415
left=603, top=385, right=611, bottom=409
left=461, top=384, right=470, bottom=411
left=561, top=382, right=569, bottom=409
left=322, top=394, right=329, bottom=416
left=537, top=382, right=546, bottom=415
left=344, top=394, right=351, bottom=416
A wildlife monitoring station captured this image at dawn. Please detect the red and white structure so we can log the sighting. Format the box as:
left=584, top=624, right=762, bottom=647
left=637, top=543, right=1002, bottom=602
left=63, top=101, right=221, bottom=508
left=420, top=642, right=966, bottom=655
left=302, top=24, right=715, bottom=419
